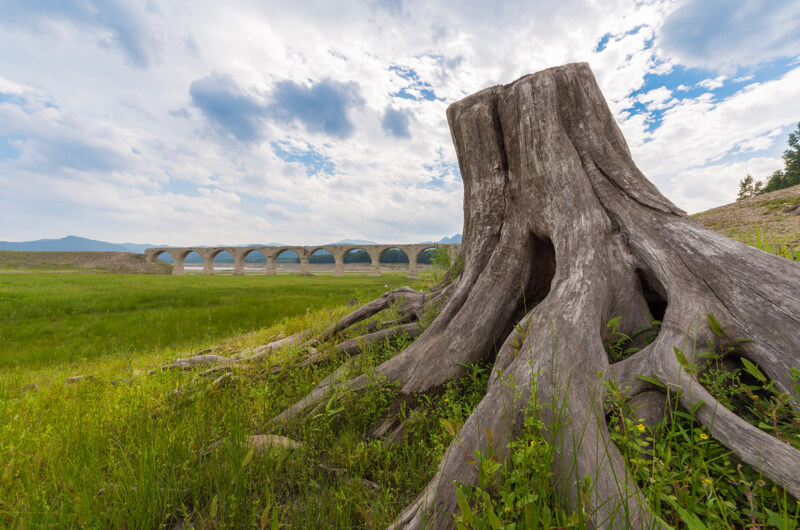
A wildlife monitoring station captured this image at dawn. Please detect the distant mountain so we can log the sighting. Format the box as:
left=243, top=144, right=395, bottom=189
left=119, top=243, right=157, bottom=253
left=0, top=235, right=162, bottom=253
left=0, top=234, right=462, bottom=257
left=325, top=239, right=379, bottom=246
left=438, top=234, right=462, bottom=244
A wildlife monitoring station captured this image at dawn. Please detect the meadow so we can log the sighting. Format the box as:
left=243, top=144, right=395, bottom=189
left=0, top=273, right=421, bottom=368
left=0, top=255, right=798, bottom=528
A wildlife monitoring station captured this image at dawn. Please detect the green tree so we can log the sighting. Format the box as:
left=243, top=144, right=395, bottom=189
left=761, top=169, right=787, bottom=194
left=739, top=121, right=800, bottom=197
left=737, top=174, right=755, bottom=200
left=783, top=121, right=800, bottom=184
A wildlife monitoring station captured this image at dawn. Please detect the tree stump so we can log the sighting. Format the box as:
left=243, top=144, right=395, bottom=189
left=273, top=63, right=800, bottom=529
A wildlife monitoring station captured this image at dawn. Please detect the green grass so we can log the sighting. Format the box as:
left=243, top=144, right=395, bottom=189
left=0, top=294, right=481, bottom=528
left=740, top=226, right=800, bottom=260
left=1, top=252, right=799, bottom=528
left=453, top=317, right=799, bottom=529
left=0, top=273, right=425, bottom=368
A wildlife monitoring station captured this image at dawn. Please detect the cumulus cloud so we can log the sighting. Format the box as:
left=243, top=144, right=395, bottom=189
left=625, top=66, right=800, bottom=209
left=2, top=0, right=799, bottom=245
left=267, top=78, right=364, bottom=139
left=189, top=73, right=267, bottom=142
left=381, top=107, right=412, bottom=139
left=697, top=76, right=727, bottom=90
left=659, top=0, right=800, bottom=69
left=0, top=0, right=156, bottom=67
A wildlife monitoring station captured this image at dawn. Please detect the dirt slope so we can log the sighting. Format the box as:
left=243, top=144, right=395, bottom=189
left=0, top=250, right=172, bottom=274
left=692, top=184, right=800, bottom=248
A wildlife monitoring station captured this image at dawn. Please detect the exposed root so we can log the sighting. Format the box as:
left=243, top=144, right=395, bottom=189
left=199, top=363, right=249, bottom=377
left=164, top=354, right=228, bottom=370
left=297, top=322, right=422, bottom=368
left=205, top=434, right=303, bottom=456
left=367, top=394, right=419, bottom=440
left=628, top=390, right=668, bottom=428
left=159, top=288, right=431, bottom=378
left=235, top=329, right=311, bottom=362
left=267, top=372, right=372, bottom=429
left=158, top=330, right=311, bottom=373
left=660, top=355, right=800, bottom=500
left=247, top=434, right=303, bottom=452
left=317, top=287, right=427, bottom=343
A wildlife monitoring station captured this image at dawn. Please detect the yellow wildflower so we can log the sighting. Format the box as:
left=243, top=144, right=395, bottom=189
left=636, top=424, right=645, bottom=432
left=699, top=433, right=708, bottom=440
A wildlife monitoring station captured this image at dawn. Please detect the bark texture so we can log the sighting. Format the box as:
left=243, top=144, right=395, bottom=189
left=272, top=63, right=800, bottom=529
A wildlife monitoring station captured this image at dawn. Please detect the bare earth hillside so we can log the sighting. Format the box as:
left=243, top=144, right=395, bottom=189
left=692, top=183, right=800, bottom=251
left=0, top=250, right=172, bottom=274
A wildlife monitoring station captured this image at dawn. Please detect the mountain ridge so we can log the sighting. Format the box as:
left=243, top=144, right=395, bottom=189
left=0, top=234, right=462, bottom=253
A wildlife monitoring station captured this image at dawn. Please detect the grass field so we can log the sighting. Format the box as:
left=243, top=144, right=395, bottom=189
left=0, top=273, right=425, bottom=368
left=0, top=249, right=798, bottom=527
left=0, top=272, right=454, bottom=528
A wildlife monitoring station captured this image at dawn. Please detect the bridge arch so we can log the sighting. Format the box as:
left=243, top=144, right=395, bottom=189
left=378, top=247, right=410, bottom=263
left=378, top=246, right=411, bottom=276
left=273, top=248, right=299, bottom=274
left=408, top=245, right=438, bottom=279
left=145, top=248, right=188, bottom=275
left=179, top=250, right=204, bottom=274
left=208, top=249, right=235, bottom=275
left=240, top=248, right=267, bottom=275
left=339, top=247, right=377, bottom=275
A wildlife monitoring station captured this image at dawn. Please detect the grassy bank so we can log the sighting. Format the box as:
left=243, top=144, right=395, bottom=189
left=693, top=183, right=800, bottom=260
left=0, top=250, right=172, bottom=274
left=0, top=273, right=425, bottom=368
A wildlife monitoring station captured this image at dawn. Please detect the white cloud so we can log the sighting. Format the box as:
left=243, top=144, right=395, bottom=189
left=658, top=0, right=800, bottom=69
left=697, top=75, right=727, bottom=90
left=0, top=0, right=798, bottom=245
left=666, top=157, right=783, bottom=214
left=627, top=66, right=800, bottom=211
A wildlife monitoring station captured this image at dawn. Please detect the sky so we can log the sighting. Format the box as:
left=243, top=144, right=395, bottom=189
left=1, top=0, right=799, bottom=246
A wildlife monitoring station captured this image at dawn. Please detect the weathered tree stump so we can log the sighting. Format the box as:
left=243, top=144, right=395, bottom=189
left=271, top=63, right=800, bottom=529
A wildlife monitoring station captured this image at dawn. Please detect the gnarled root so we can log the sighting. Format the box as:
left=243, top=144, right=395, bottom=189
left=161, top=286, right=433, bottom=375
left=296, top=322, right=422, bottom=368
left=317, top=287, right=432, bottom=343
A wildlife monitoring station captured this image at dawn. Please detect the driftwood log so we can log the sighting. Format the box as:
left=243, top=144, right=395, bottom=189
left=262, top=62, right=800, bottom=529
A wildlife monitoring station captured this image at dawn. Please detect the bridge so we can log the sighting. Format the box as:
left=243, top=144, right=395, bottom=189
left=143, top=244, right=461, bottom=278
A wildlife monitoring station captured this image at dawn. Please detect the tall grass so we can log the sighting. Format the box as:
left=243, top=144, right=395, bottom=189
left=738, top=226, right=799, bottom=260
left=0, top=303, right=487, bottom=528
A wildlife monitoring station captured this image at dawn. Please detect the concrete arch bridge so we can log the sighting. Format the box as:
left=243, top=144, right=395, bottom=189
left=144, top=244, right=461, bottom=278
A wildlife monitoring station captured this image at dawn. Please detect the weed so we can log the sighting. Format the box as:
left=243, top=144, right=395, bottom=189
left=603, top=314, right=800, bottom=528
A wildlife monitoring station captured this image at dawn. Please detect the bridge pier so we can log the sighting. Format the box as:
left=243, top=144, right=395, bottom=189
left=265, top=256, right=277, bottom=275
left=232, top=251, right=246, bottom=276
left=172, top=251, right=186, bottom=275
left=332, top=249, right=345, bottom=276
left=367, top=250, right=381, bottom=276
left=298, top=257, right=311, bottom=276
left=408, top=261, right=418, bottom=279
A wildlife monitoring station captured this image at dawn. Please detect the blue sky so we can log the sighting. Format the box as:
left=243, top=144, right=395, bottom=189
left=0, top=0, right=799, bottom=245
